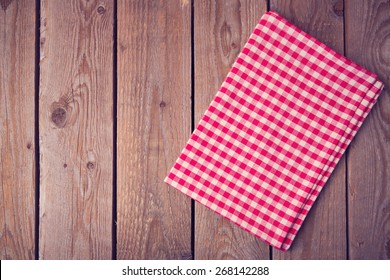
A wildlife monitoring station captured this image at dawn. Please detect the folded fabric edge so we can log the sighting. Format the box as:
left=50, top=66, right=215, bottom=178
left=279, top=79, right=384, bottom=250
left=266, top=11, right=380, bottom=82
left=164, top=175, right=289, bottom=251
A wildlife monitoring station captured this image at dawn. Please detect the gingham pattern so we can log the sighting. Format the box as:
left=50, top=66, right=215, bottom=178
left=165, top=11, right=384, bottom=251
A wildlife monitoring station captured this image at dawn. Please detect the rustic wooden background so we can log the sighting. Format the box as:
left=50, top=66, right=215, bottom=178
left=0, top=0, right=389, bottom=260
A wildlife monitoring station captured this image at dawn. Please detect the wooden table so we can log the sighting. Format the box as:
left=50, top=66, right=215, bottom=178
left=1, top=0, right=389, bottom=260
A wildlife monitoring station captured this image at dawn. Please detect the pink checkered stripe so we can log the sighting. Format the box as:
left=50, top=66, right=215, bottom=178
left=165, top=11, right=384, bottom=251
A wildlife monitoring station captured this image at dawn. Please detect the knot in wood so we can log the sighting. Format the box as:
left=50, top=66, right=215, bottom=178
left=386, top=238, right=390, bottom=259
left=26, top=142, right=32, bottom=149
left=220, top=21, right=233, bottom=57
left=180, top=252, right=193, bottom=260
left=51, top=107, right=67, bottom=128
left=333, top=1, right=344, bottom=17
left=380, top=36, right=390, bottom=65
left=87, top=162, right=95, bottom=170
left=159, top=101, right=166, bottom=108
left=0, top=0, right=13, bottom=11
left=97, top=5, right=105, bottom=14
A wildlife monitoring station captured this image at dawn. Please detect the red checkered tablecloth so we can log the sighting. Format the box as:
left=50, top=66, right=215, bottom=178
left=165, top=11, right=384, bottom=251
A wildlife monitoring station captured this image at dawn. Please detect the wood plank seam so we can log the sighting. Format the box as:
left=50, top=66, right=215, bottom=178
left=34, top=0, right=41, bottom=260
left=190, top=0, right=195, bottom=260
left=112, top=0, right=118, bottom=261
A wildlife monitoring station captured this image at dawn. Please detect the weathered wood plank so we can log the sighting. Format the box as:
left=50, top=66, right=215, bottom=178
left=0, top=0, right=36, bottom=260
left=271, top=0, right=347, bottom=259
left=345, top=0, right=390, bottom=260
left=39, top=0, right=113, bottom=259
left=117, top=0, right=191, bottom=259
left=194, top=0, right=269, bottom=259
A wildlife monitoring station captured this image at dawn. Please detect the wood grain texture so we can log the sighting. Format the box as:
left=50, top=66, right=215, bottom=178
left=117, top=0, right=191, bottom=259
left=345, top=0, right=390, bottom=259
left=39, top=0, right=113, bottom=259
left=271, top=0, right=347, bottom=259
left=0, top=0, right=35, bottom=259
left=194, top=0, right=269, bottom=259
